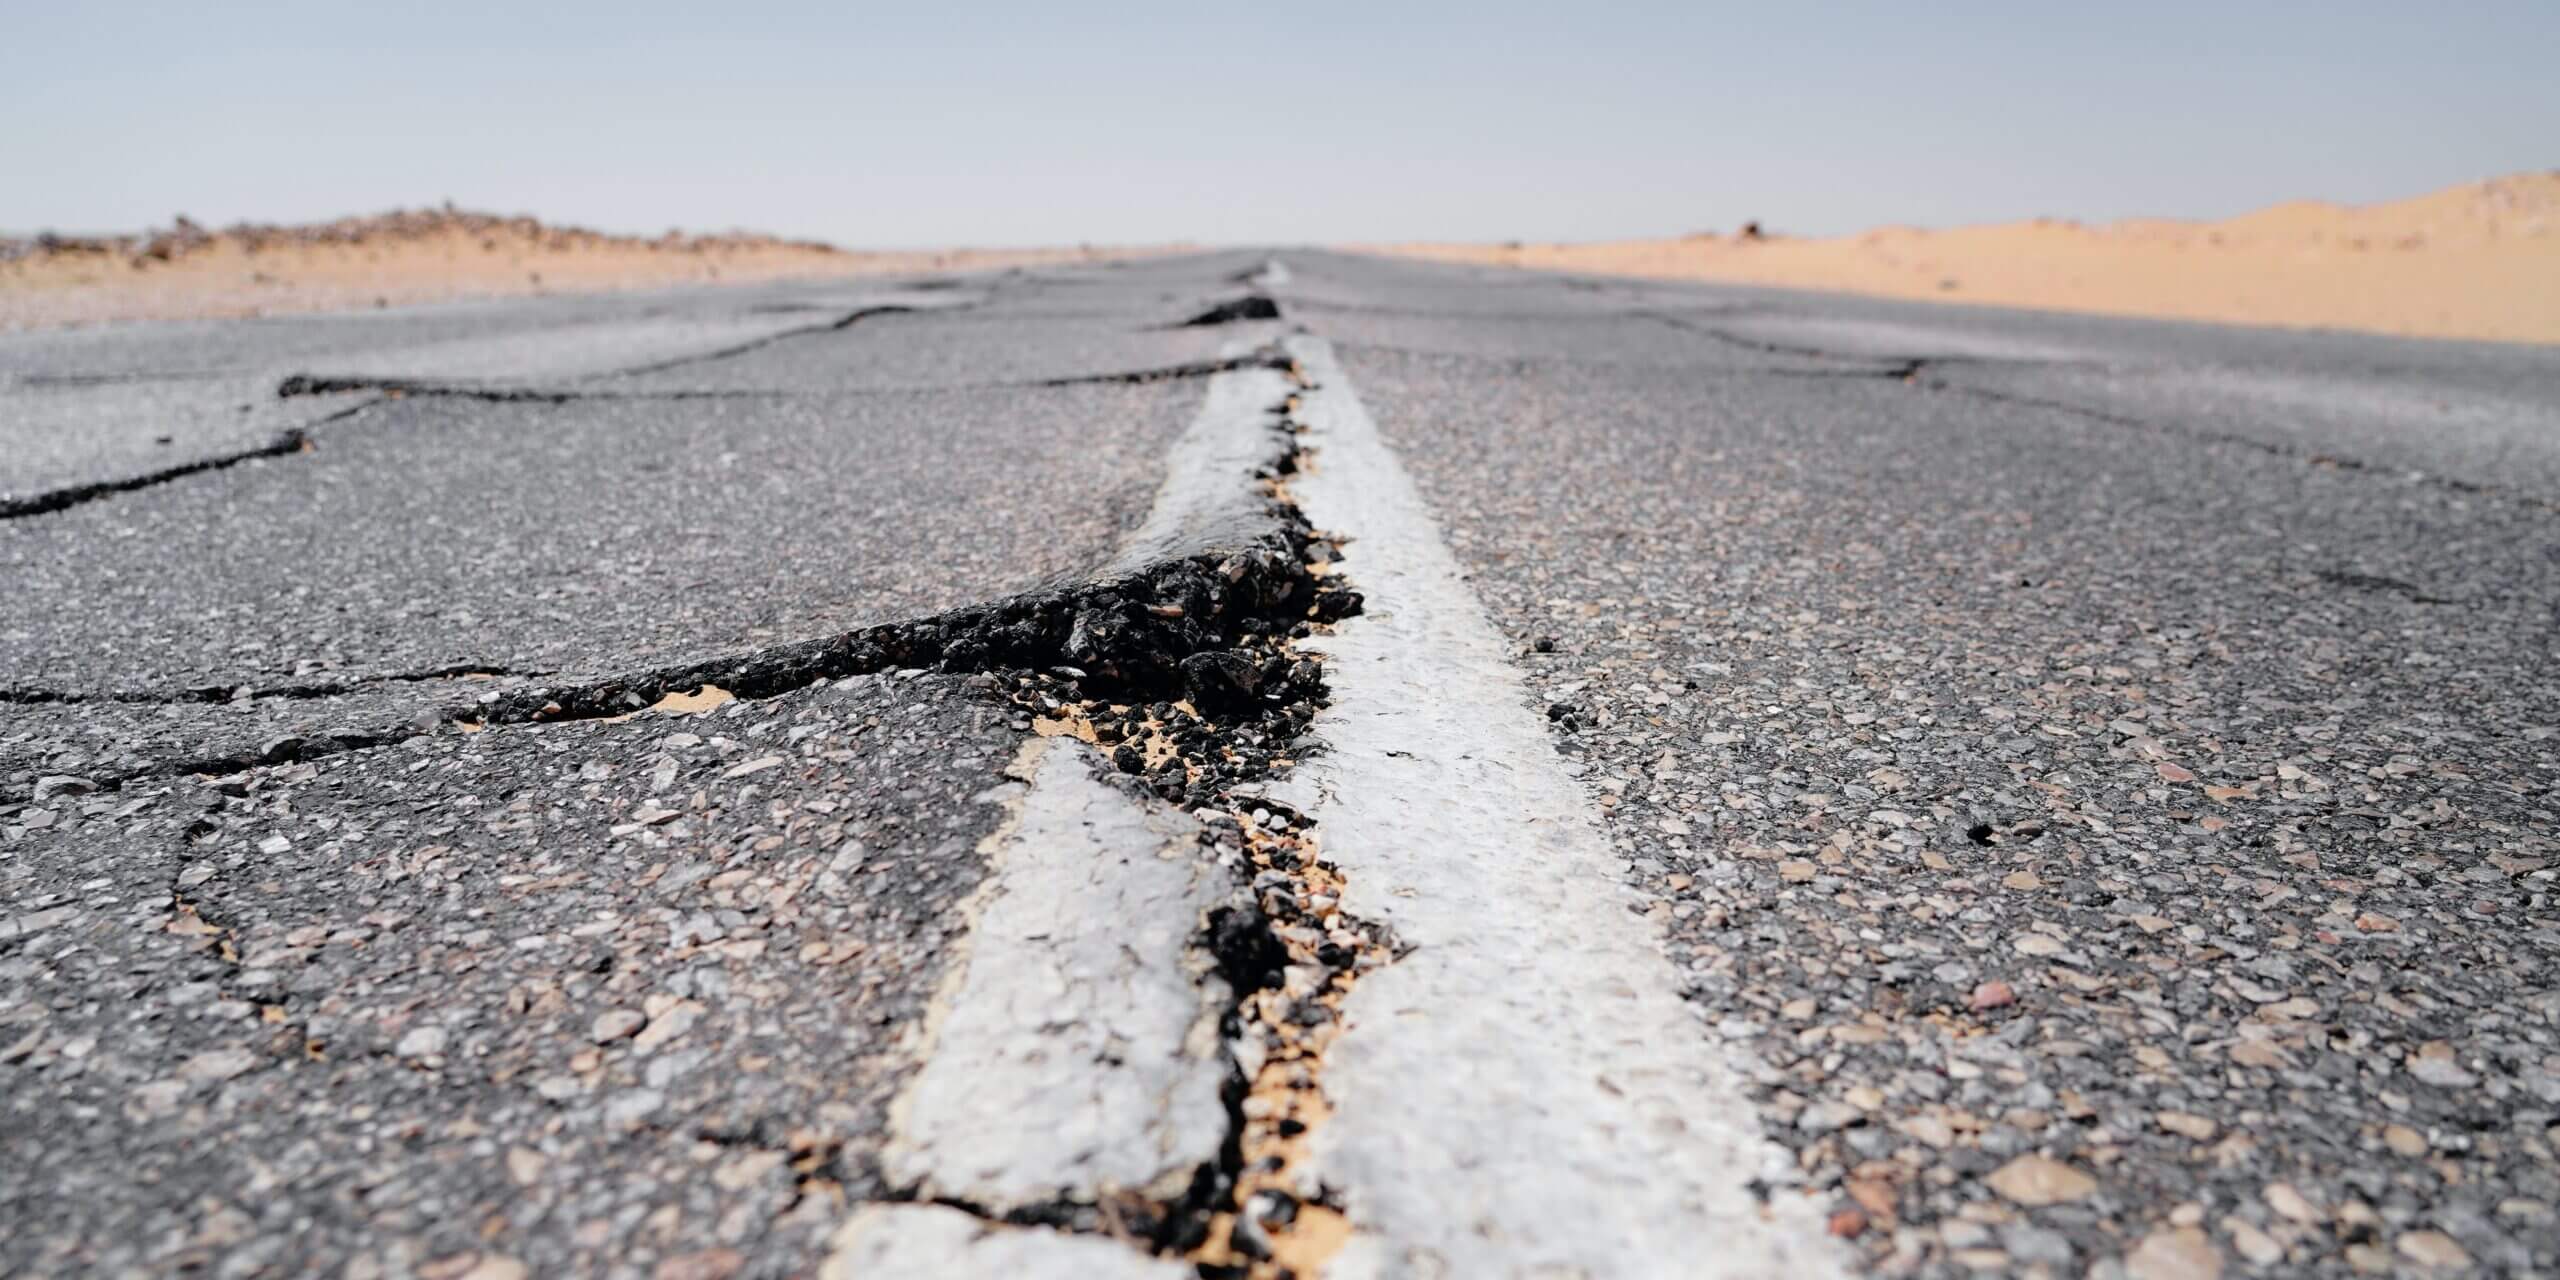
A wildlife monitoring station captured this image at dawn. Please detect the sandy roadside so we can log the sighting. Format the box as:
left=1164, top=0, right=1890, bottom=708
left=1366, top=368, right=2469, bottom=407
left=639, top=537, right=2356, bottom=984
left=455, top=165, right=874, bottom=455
left=1376, top=172, right=2560, bottom=347
left=0, top=208, right=1172, bottom=331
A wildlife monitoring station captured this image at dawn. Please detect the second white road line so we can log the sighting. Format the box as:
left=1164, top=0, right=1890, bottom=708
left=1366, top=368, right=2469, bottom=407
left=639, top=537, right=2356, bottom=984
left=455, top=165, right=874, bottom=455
left=1276, top=333, right=1848, bottom=1279
left=822, top=1204, right=1194, bottom=1280
left=879, top=737, right=1230, bottom=1207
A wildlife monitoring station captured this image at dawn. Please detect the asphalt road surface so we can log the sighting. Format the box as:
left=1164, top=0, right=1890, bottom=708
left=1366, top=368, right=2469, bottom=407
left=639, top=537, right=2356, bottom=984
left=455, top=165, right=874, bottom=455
left=4, top=251, right=2555, bottom=1279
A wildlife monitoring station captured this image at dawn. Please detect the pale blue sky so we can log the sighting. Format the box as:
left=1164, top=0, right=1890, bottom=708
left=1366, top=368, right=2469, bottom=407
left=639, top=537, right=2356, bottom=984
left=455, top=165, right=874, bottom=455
left=5, top=1, right=2553, bottom=247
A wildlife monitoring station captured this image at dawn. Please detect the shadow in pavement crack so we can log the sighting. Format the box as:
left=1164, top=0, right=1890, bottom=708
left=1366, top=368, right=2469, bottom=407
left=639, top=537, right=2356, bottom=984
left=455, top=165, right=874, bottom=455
left=1176, top=296, right=1284, bottom=328
left=1, top=412, right=350, bottom=521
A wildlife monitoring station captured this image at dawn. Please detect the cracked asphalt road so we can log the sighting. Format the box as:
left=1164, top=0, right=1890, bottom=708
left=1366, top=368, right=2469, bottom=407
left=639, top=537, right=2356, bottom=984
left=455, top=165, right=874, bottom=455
left=4, top=248, right=2556, bottom=1278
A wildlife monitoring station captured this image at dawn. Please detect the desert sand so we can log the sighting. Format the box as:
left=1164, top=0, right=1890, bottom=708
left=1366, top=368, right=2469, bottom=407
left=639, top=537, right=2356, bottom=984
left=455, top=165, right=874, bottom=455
left=1382, top=172, right=2560, bottom=346
left=0, top=208, right=1161, bottom=331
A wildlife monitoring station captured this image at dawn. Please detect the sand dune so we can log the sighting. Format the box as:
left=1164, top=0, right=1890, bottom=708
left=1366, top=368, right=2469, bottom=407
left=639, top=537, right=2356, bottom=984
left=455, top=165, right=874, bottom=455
left=0, top=208, right=1160, bottom=330
left=1382, top=172, right=2560, bottom=346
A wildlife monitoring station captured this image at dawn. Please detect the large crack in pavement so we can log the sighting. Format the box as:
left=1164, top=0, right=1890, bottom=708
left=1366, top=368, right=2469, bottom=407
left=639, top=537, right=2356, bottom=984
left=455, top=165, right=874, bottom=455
left=797, top=342, right=1399, bottom=1278
left=965, top=372, right=1391, bottom=1278
left=1177, top=295, right=1285, bottom=328
left=8, top=318, right=1395, bottom=1279
left=0, top=664, right=531, bottom=707
left=3, top=331, right=1315, bottom=807
left=1, top=513, right=1323, bottom=802
left=9, top=258, right=1903, bottom=1278
left=273, top=285, right=1282, bottom=405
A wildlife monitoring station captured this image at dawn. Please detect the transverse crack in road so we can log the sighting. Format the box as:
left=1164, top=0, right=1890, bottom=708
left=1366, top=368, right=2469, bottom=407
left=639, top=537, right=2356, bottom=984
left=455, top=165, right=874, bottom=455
left=970, top=372, right=1387, bottom=1276
left=1639, top=308, right=2559, bottom=514
left=607, top=303, right=920, bottom=377
left=3, top=350, right=1295, bottom=530
left=270, top=353, right=1293, bottom=404
left=1914, top=376, right=2557, bottom=513
left=10, top=358, right=1327, bottom=805
left=1637, top=308, right=1916, bottom=373
left=1030, top=353, right=1294, bottom=388
left=11, top=338, right=1392, bottom=1279
left=0, top=665, right=532, bottom=707
left=0, top=418, right=337, bottom=521
left=271, top=304, right=930, bottom=401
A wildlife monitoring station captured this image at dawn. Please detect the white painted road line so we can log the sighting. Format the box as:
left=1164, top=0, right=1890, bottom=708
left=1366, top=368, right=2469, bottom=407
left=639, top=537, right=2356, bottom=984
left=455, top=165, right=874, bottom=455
left=880, top=737, right=1231, bottom=1207
left=1104, top=341, right=1294, bottom=576
left=1277, top=335, right=1848, bottom=1279
left=822, top=1204, right=1196, bottom=1280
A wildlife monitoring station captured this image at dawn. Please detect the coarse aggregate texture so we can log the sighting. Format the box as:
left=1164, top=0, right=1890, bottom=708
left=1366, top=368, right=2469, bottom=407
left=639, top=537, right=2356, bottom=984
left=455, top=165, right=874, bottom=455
left=1296, top=249, right=2560, bottom=1278
left=0, top=672, right=1022, bottom=1278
